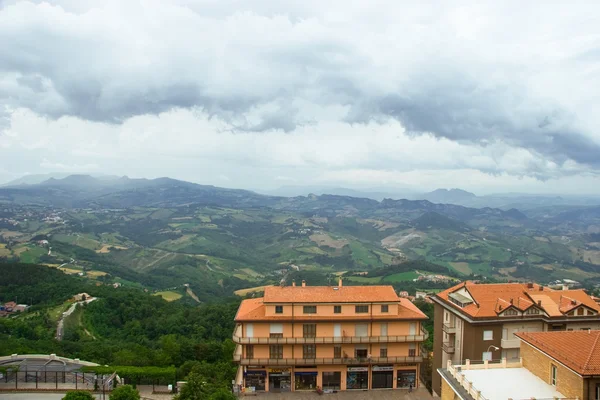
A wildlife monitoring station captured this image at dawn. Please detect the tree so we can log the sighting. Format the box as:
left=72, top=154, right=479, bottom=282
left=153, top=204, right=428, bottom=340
left=110, top=385, right=140, bottom=400
left=62, top=391, right=95, bottom=400
left=174, top=371, right=208, bottom=400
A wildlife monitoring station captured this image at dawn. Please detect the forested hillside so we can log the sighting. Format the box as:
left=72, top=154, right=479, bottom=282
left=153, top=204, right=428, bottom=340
left=0, top=263, right=238, bottom=378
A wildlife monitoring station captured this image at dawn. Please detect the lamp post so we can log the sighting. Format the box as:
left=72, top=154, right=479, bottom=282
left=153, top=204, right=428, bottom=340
left=486, top=345, right=500, bottom=361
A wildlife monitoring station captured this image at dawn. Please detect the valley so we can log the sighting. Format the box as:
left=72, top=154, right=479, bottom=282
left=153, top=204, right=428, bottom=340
left=2, top=176, right=600, bottom=298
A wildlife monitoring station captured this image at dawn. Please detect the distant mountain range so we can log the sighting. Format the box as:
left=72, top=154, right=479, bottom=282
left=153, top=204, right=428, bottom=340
left=2, top=174, right=600, bottom=232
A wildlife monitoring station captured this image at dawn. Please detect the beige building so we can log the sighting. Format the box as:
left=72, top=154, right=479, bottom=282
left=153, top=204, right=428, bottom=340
left=233, top=279, right=428, bottom=392
left=438, top=330, right=600, bottom=400
left=432, top=281, right=600, bottom=395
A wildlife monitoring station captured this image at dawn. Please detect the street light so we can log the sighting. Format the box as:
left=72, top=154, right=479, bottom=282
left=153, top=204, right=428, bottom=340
left=487, top=345, right=500, bottom=352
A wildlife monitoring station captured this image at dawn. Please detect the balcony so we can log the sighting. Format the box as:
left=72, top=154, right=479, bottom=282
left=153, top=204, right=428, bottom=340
left=233, top=355, right=424, bottom=365
left=442, top=322, right=456, bottom=334
left=442, top=342, right=455, bottom=354
left=232, top=327, right=429, bottom=344
left=501, top=338, right=520, bottom=349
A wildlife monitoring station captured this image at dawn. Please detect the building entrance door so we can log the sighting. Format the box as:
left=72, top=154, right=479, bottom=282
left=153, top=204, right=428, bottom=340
left=269, top=371, right=291, bottom=392
left=372, top=366, right=393, bottom=389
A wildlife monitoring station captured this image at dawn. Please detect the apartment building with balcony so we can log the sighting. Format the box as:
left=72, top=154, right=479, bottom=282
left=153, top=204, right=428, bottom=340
left=438, top=330, right=600, bottom=400
left=431, top=281, right=600, bottom=395
left=232, top=279, right=428, bottom=392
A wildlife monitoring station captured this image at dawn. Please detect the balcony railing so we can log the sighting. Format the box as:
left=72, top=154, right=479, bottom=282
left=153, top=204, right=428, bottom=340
left=442, top=342, right=455, bottom=354
left=500, top=338, right=520, bottom=349
left=233, top=355, right=424, bottom=365
left=232, top=327, right=429, bottom=344
left=442, top=322, right=456, bottom=334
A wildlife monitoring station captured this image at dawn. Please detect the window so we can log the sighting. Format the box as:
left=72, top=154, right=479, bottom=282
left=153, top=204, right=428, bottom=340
left=482, top=351, right=492, bottom=361
left=355, top=305, right=369, bottom=313
left=524, top=308, right=540, bottom=315
left=483, top=330, right=493, bottom=340
left=303, top=305, right=317, bottom=314
left=333, top=345, right=341, bottom=358
left=380, top=345, right=388, bottom=358
left=246, top=345, right=254, bottom=359
left=577, top=308, right=584, bottom=316
left=551, top=364, right=557, bottom=386
left=381, top=305, right=389, bottom=313
left=503, top=309, right=518, bottom=316
left=355, top=324, right=368, bottom=337
left=270, top=323, right=283, bottom=338
left=334, top=305, right=342, bottom=314
left=275, top=305, right=283, bottom=314
left=303, top=323, right=316, bottom=338
left=409, top=343, right=416, bottom=357
left=380, top=323, right=388, bottom=337
left=303, top=344, right=316, bottom=359
left=270, top=345, right=283, bottom=359
left=355, top=346, right=368, bottom=358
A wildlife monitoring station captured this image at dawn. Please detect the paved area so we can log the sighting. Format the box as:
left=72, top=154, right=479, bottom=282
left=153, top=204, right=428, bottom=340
left=0, top=394, right=103, bottom=399
left=242, top=388, right=432, bottom=399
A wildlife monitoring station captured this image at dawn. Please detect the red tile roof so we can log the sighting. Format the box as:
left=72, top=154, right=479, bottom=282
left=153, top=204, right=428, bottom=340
left=435, top=281, right=600, bottom=319
left=517, top=331, right=600, bottom=376
left=235, top=287, right=427, bottom=322
left=263, top=285, right=400, bottom=303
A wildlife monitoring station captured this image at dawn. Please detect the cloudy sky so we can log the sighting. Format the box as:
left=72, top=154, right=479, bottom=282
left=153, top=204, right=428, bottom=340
left=1, top=0, right=600, bottom=194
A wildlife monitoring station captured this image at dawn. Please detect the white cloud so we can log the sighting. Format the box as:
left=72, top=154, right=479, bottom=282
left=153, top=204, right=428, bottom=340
left=0, top=0, right=599, bottom=193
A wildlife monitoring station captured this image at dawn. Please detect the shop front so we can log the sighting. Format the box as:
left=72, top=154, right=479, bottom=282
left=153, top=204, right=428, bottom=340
left=244, top=370, right=266, bottom=391
left=371, top=365, right=393, bottom=389
left=294, top=371, right=318, bottom=391
left=321, top=371, right=341, bottom=390
left=396, top=369, right=417, bottom=389
left=268, top=368, right=291, bottom=392
left=346, top=367, right=368, bottom=390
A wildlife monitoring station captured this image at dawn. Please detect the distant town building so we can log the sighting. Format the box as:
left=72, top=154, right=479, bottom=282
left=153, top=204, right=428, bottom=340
left=431, top=281, right=600, bottom=395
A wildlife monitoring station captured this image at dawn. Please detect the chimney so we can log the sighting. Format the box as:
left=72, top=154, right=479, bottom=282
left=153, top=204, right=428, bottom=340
left=292, top=280, right=296, bottom=287
left=539, top=286, right=543, bottom=291
left=302, top=280, right=306, bottom=287
left=537, top=300, right=542, bottom=306
left=562, top=285, right=569, bottom=291
left=510, top=298, right=513, bottom=304
left=338, top=277, right=343, bottom=287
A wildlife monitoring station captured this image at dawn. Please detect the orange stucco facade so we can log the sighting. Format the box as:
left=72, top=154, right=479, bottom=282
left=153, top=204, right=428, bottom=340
left=233, top=281, right=428, bottom=392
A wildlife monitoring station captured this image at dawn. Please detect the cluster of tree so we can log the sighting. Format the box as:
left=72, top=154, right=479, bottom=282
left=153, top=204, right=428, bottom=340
left=0, top=262, right=85, bottom=305
left=366, top=260, right=457, bottom=278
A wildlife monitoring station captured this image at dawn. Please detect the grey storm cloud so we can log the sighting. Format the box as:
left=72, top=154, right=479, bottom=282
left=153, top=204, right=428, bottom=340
left=344, top=76, right=600, bottom=168
left=0, top=0, right=599, bottom=177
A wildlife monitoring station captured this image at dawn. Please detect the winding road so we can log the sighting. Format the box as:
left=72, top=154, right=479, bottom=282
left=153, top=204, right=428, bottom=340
left=55, top=297, right=97, bottom=341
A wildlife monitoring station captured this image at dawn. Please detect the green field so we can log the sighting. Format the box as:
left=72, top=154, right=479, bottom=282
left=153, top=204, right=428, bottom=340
left=382, top=271, right=419, bottom=283
left=153, top=291, right=183, bottom=302
left=19, top=246, right=48, bottom=263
